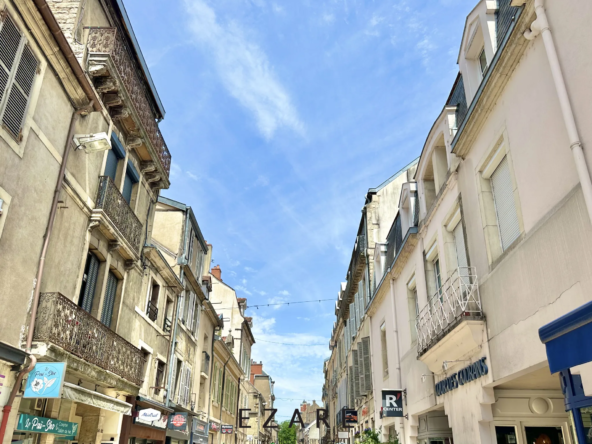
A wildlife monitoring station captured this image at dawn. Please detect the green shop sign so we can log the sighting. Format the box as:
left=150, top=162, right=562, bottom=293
left=17, top=414, right=79, bottom=436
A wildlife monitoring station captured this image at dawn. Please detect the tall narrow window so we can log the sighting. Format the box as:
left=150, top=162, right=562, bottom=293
left=433, top=258, right=442, bottom=295
left=79, top=251, right=99, bottom=313
left=146, top=280, right=160, bottom=322
left=104, top=148, right=121, bottom=182
left=380, top=323, right=388, bottom=377
left=453, top=222, right=468, bottom=270
left=122, top=161, right=139, bottom=204
left=491, top=157, right=520, bottom=251
left=100, top=271, right=118, bottom=327
left=154, top=360, right=165, bottom=396
left=478, top=48, right=487, bottom=76
left=0, top=14, right=38, bottom=141
left=163, top=297, right=174, bottom=332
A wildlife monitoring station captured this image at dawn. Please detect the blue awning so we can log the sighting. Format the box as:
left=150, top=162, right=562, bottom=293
left=539, top=300, right=592, bottom=373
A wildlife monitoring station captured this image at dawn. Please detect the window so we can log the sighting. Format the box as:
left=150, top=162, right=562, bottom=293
left=0, top=188, right=11, bottom=240
left=122, top=161, right=139, bottom=204
left=163, top=296, right=174, bottom=332
left=79, top=251, right=100, bottom=313
left=453, top=222, right=468, bottom=270
left=0, top=14, right=39, bottom=142
left=141, top=348, right=152, bottom=394
left=146, top=280, right=160, bottom=322
left=380, top=323, right=388, bottom=378
left=433, top=257, right=442, bottom=296
left=100, top=271, right=118, bottom=327
left=173, top=357, right=182, bottom=400
left=491, top=156, right=520, bottom=251
left=217, top=365, right=223, bottom=404
left=192, top=301, right=201, bottom=335
left=154, top=360, right=165, bottom=396
left=478, top=48, right=487, bottom=76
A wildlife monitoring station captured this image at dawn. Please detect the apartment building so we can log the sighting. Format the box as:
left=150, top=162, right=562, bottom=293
left=324, top=162, right=417, bottom=441
left=326, top=0, right=592, bottom=443
left=151, top=197, right=225, bottom=444
left=0, top=0, right=193, bottom=443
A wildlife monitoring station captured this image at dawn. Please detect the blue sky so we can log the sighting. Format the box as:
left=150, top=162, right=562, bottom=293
left=124, top=0, right=473, bottom=418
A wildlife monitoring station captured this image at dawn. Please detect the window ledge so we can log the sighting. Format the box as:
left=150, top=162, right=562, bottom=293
left=134, top=306, right=167, bottom=336
left=178, top=321, right=199, bottom=343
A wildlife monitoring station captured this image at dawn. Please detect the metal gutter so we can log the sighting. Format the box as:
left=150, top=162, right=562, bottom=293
left=32, top=0, right=101, bottom=111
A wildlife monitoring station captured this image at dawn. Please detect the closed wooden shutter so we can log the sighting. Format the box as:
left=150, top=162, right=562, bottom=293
left=352, top=349, right=360, bottom=399
left=453, top=222, right=468, bottom=269
left=357, top=346, right=365, bottom=398
left=193, top=303, right=201, bottom=335
left=348, top=367, right=354, bottom=407
left=362, top=337, right=372, bottom=392
left=178, top=292, right=185, bottom=323
left=79, top=252, right=99, bottom=313
left=184, top=367, right=192, bottom=406
left=491, top=156, right=520, bottom=250
left=0, top=14, right=38, bottom=140
left=101, top=272, right=118, bottom=327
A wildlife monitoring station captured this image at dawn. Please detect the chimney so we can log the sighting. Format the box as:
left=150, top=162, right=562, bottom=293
left=212, top=265, right=222, bottom=281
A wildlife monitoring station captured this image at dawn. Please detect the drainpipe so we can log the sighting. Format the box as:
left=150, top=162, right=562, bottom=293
left=219, top=356, right=231, bottom=444
left=166, top=267, right=184, bottom=407
left=524, top=0, right=592, bottom=224
left=388, top=279, right=406, bottom=444
left=206, top=321, right=216, bottom=436
left=0, top=106, right=88, bottom=444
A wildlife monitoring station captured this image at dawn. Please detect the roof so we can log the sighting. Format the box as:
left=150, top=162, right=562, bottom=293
left=365, top=157, right=419, bottom=203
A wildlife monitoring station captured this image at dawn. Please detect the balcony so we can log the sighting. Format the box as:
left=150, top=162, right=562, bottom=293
left=416, top=267, right=485, bottom=372
left=338, top=234, right=367, bottom=320
left=91, top=176, right=142, bottom=260
left=34, top=292, right=145, bottom=386
left=86, top=27, right=171, bottom=187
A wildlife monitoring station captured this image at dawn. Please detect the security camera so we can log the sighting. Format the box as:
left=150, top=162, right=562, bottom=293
left=73, top=132, right=111, bottom=153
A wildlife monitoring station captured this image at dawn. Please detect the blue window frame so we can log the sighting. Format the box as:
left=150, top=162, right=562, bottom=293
left=122, top=160, right=139, bottom=204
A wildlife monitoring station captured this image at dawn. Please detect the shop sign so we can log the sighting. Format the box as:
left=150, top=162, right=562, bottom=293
left=16, top=414, right=78, bottom=436
left=168, top=412, right=188, bottom=432
left=209, top=422, right=220, bottom=432
left=381, top=390, right=404, bottom=418
left=361, top=407, right=368, bottom=417
left=137, top=408, right=161, bottom=422
left=221, top=425, right=233, bottom=435
left=135, top=410, right=168, bottom=430
left=343, top=409, right=357, bottom=425
left=193, top=418, right=208, bottom=436
left=435, top=357, right=489, bottom=397
left=24, top=363, right=66, bottom=399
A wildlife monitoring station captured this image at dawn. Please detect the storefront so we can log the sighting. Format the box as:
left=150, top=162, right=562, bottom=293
left=120, top=396, right=174, bottom=444
left=540, top=300, right=592, bottom=444
left=166, top=412, right=191, bottom=444
left=208, top=421, right=220, bottom=444
left=192, top=418, right=209, bottom=444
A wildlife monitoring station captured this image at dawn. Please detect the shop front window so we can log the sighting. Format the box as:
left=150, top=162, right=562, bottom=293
left=495, top=426, right=517, bottom=444
left=524, top=427, right=564, bottom=444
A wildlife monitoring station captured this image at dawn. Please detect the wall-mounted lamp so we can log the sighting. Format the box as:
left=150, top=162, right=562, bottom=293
left=73, top=132, right=111, bottom=153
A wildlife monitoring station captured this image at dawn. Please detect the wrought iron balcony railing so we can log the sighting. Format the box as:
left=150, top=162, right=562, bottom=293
left=146, top=301, right=158, bottom=322
left=87, top=27, right=171, bottom=180
left=163, top=317, right=172, bottom=333
left=95, top=176, right=143, bottom=254
left=416, top=267, right=483, bottom=355
left=34, top=292, right=145, bottom=386
left=201, top=351, right=210, bottom=376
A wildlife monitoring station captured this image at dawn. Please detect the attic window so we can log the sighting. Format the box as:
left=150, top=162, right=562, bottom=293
left=478, top=48, right=487, bottom=76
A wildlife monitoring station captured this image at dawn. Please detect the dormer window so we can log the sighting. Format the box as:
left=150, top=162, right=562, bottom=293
left=478, top=47, right=487, bottom=76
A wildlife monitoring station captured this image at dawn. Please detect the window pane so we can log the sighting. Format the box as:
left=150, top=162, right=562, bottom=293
left=495, top=426, right=517, bottom=444
left=104, top=149, right=119, bottom=182
left=491, top=157, right=520, bottom=250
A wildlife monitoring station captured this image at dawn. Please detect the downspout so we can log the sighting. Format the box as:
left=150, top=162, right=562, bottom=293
left=388, top=279, right=405, bottom=444
left=234, top=328, right=244, bottom=444
left=219, top=356, right=231, bottom=444
left=524, top=0, right=592, bottom=224
left=0, top=106, right=88, bottom=444
left=166, top=267, right=183, bottom=406
left=206, top=323, right=216, bottom=444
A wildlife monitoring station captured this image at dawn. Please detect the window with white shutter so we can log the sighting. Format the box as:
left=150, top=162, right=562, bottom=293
left=491, top=156, right=521, bottom=251
left=186, top=292, right=195, bottom=330
left=193, top=303, right=201, bottom=335
left=0, top=14, right=38, bottom=141
left=453, top=222, right=468, bottom=269
left=184, top=366, right=192, bottom=406
left=178, top=291, right=185, bottom=323
left=352, top=349, right=360, bottom=400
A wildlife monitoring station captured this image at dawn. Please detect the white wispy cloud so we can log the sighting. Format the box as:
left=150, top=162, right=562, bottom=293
left=244, top=266, right=257, bottom=273
left=267, top=296, right=287, bottom=310
left=183, top=0, right=304, bottom=139
left=235, top=285, right=253, bottom=296
left=186, top=171, right=199, bottom=181
left=279, top=290, right=290, bottom=296
left=250, top=314, right=329, bottom=410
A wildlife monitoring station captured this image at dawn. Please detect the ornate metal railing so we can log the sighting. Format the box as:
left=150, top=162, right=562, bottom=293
left=146, top=301, right=158, bottom=322
left=34, top=292, right=145, bottom=386
left=96, top=176, right=142, bottom=253
left=163, top=317, right=172, bottom=333
left=201, top=351, right=210, bottom=376
left=87, top=27, right=171, bottom=177
left=416, top=267, right=483, bottom=355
